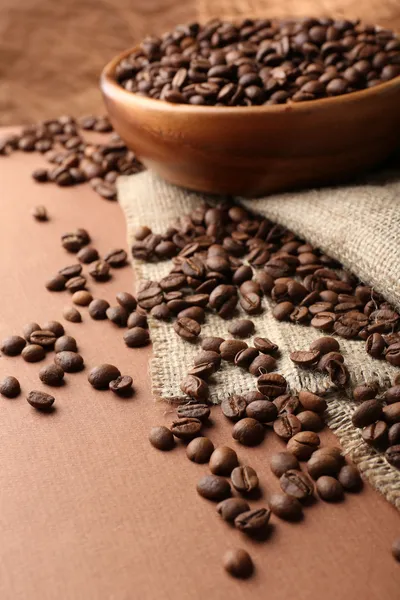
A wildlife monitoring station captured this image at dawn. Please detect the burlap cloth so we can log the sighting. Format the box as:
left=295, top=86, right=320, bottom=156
left=119, top=170, right=400, bottom=510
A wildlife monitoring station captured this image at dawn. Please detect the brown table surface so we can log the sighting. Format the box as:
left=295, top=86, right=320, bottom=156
left=0, top=127, right=399, bottom=599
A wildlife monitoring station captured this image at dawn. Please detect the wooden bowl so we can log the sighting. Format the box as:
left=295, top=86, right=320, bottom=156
left=101, top=47, right=400, bottom=197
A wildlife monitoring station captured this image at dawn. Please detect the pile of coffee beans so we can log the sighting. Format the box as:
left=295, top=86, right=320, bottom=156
left=0, top=115, right=143, bottom=200
left=115, top=18, right=400, bottom=106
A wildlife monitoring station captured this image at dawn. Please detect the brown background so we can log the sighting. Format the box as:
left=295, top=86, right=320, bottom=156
left=1, top=0, right=400, bottom=124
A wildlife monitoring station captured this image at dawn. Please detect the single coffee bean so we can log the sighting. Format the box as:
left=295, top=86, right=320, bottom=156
left=309, top=336, right=340, bottom=355
left=228, top=319, right=255, bottom=338
left=137, top=283, right=164, bottom=310
left=297, top=410, right=324, bottom=432
left=217, top=498, right=250, bottom=522
left=180, top=375, right=209, bottom=401
left=385, top=386, right=400, bottom=405
left=174, top=317, right=201, bottom=341
left=274, top=394, right=300, bottom=415
left=59, top=264, right=82, bottom=279
left=298, top=390, right=327, bottom=413
left=385, top=343, right=400, bottom=367
left=186, top=437, right=214, bottom=463
left=248, top=354, right=277, bottom=375
left=88, top=260, right=111, bottom=281
left=270, top=452, right=300, bottom=477
left=391, top=539, right=400, bottom=563
left=231, top=466, right=259, bottom=493
left=246, top=400, right=278, bottom=422
left=223, top=548, right=253, bottom=579
left=22, top=344, right=46, bottom=362
left=72, top=290, right=93, bottom=306
left=365, top=333, right=386, bottom=358
left=316, top=476, right=344, bottom=501
left=253, top=337, right=279, bottom=354
left=43, top=321, right=64, bottom=338
left=353, top=383, right=378, bottom=402
left=134, top=225, right=152, bottom=241
left=240, top=292, right=262, bottom=315
left=317, top=351, right=344, bottom=371
left=116, top=292, right=137, bottom=313
left=46, top=274, right=67, bottom=291
left=193, top=350, right=221, bottom=371
left=272, top=301, right=295, bottom=321
left=104, top=248, right=127, bottom=267
left=268, top=493, right=303, bottom=521
left=170, top=417, right=202, bottom=439
left=209, top=446, right=239, bottom=476
left=232, top=418, right=264, bottom=446
left=290, top=350, right=320, bottom=367
left=149, top=426, right=175, bottom=451
left=65, top=276, right=87, bottom=292
left=106, top=306, right=129, bottom=327
left=235, top=508, right=270, bottom=532
left=383, top=403, right=400, bottom=425
left=221, top=395, right=247, bottom=421
left=243, top=391, right=268, bottom=405
left=29, top=330, right=56, bottom=348
left=127, top=311, right=148, bottom=329
left=326, top=359, right=350, bottom=387
left=177, top=307, right=204, bottom=323
left=287, top=431, right=320, bottom=460
left=234, top=347, right=259, bottom=369
left=1, top=335, right=26, bottom=356
left=220, top=340, right=248, bottom=362
left=311, top=447, right=345, bottom=465
left=362, top=421, right=388, bottom=446
left=55, top=351, right=84, bottom=373
left=177, top=403, right=210, bottom=422
left=307, top=453, right=340, bottom=479
left=197, top=474, right=231, bottom=501
left=386, top=445, right=400, bottom=468
left=54, top=335, right=77, bottom=353
left=32, top=205, right=48, bottom=221
left=388, top=423, right=400, bottom=446
left=273, top=414, right=302, bottom=441
left=27, top=390, right=55, bottom=411
left=123, top=327, right=150, bottom=348
left=39, top=364, right=65, bottom=386
left=77, top=246, right=100, bottom=264
left=63, top=306, right=82, bottom=323
left=88, top=364, right=121, bottom=389
left=61, top=231, right=87, bottom=252
left=0, top=376, right=21, bottom=398
left=201, top=336, right=224, bottom=353
left=280, top=469, right=314, bottom=500
left=338, top=465, right=363, bottom=492
left=22, top=322, right=41, bottom=342
left=188, top=361, right=216, bottom=380
left=352, top=399, right=382, bottom=428
left=109, top=376, right=133, bottom=395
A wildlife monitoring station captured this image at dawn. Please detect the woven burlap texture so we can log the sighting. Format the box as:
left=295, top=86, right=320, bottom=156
left=118, top=170, right=400, bottom=510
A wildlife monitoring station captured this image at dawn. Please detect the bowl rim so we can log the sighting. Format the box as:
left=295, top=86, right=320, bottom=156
left=101, top=43, right=400, bottom=114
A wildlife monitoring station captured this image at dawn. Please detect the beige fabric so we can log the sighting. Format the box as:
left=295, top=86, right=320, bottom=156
left=118, top=170, right=400, bottom=510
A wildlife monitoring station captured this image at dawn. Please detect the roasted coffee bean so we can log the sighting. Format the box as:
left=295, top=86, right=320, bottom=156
left=104, top=248, right=127, bottom=267
left=287, top=431, right=320, bottom=460
left=61, top=232, right=87, bottom=253
left=311, top=447, right=345, bottom=465
left=54, top=335, right=77, bottom=353
left=248, top=354, right=277, bottom=375
left=63, top=306, right=82, bottom=323
left=217, top=498, right=250, bottom=522
left=65, top=275, right=87, bottom=292
left=270, top=452, right=300, bottom=478
left=22, top=344, right=46, bottom=362
left=109, top=375, right=133, bottom=394
left=177, top=403, right=210, bottom=422
left=32, top=205, right=48, bottom=221
left=272, top=301, right=295, bottom=321
left=246, top=400, right=278, bottom=422
left=221, top=395, right=247, bottom=421
left=297, top=410, right=324, bottom=432
left=388, top=423, right=400, bottom=446
left=231, top=466, right=259, bottom=494
left=234, top=348, right=259, bottom=369
left=317, top=351, right=344, bottom=371
left=365, top=333, right=386, bottom=358
left=186, top=437, right=214, bottom=463
left=149, top=426, right=175, bottom=451
left=177, top=307, right=204, bottom=323
left=243, top=391, right=268, bottom=405
left=188, top=361, right=216, bottom=380
left=309, top=336, right=340, bottom=355
left=235, top=508, right=270, bottom=532
left=123, top=327, right=150, bottom=347
left=223, top=548, right=253, bottom=579
left=353, top=383, right=378, bottom=402
left=383, top=403, right=400, bottom=425
left=174, top=317, right=201, bottom=341
left=22, top=322, right=41, bottom=342
left=316, top=476, right=344, bottom=501
left=30, top=330, right=56, bottom=348
left=299, top=390, right=328, bottom=414
left=193, top=350, right=221, bottom=371
left=27, top=390, right=55, bottom=411
left=362, top=421, right=388, bottom=446
left=280, top=469, right=314, bottom=500
left=88, top=260, right=111, bottom=281
left=1, top=335, right=26, bottom=356
left=88, top=364, right=121, bottom=389
left=43, top=321, right=64, bottom=337
left=274, top=394, right=300, bottom=415
left=240, top=292, right=262, bottom=315
left=338, top=465, right=363, bottom=492
left=77, top=246, right=100, bottom=264
left=72, top=290, right=93, bottom=306
left=220, top=340, right=248, bottom=362
left=307, top=453, right=340, bottom=479
left=391, top=539, right=400, bottom=563
left=352, top=399, right=382, bottom=428
left=385, top=386, right=400, bottom=405
left=39, top=364, right=65, bottom=386
left=209, top=446, right=239, bottom=475
left=45, top=274, right=67, bottom=292
left=137, top=284, right=164, bottom=310
left=290, top=350, right=320, bottom=367
left=228, top=319, right=255, bottom=338
left=134, top=225, right=152, bottom=241
left=127, top=311, right=148, bottom=329
left=55, top=351, right=84, bottom=372
left=106, top=306, right=129, bottom=327
left=273, top=414, right=302, bottom=441
left=268, top=493, right=303, bottom=521
left=257, top=373, right=287, bottom=398
left=386, top=445, right=400, bottom=468
left=0, top=376, right=21, bottom=398
left=253, top=337, right=279, bottom=355
left=232, top=418, right=264, bottom=446
left=197, top=474, right=231, bottom=501
left=59, top=264, right=82, bottom=279
left=180, top=375, right=209, bottom=401
left=385, top=343, right=400, bottom=367
left=116, top=292, right=137, bottom=313
left=326, top=359, right=350, bottom=387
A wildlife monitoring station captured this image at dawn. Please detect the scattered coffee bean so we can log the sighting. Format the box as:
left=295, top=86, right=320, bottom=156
left=270, top=452, right=300, bottom=478
left=362, top=421, right=388, bottom=446
left=257, top=373, right=287, bottom=397
left=0, top=376, right=21, bottom=398
left=54, top=335, right=77, bottom=353
left=338, top=465, right=363, bottom=492
left=352, top=399, right=382, bottom=428
left=65, top=275, right=87, bottom=293
left=61, top=231, right=88, bottom=253
left=63, top=306, right=82, bottom=323
left=385, top=386, right=400, bottom=405
left=316, top=476, right=344, bottom=501
left=88, top=364, right=120, bottom=389
left=220, top=340, right=248, bottom=362
left=59, top=264, right=83, bottom=279
left=109, top=375, right=133, bottom=394
left=88, top=260, right=111, bottom=281
left=223, top=548, right=253, bottom=579
left=22, top=322, right=41, bottom=342
left=235, top=508, right=270, bottom=533
left=186, top=437, right=214, bottom=463
left=197, top=474, right=231, bottom=501
left=290, top=350, right=320, bottom=367
left=30, top=330, right=56, bottom=348
left=106, top=306, right=129, bottom=327
left=209, top=446, right=239, bottom=476
left=177, top=403, right=210, bottom=422
left=307, top=453, right=340, bottom=479
left=39, top=364, right=65, bottom=386
left=280, top=470, right=314, bottom=500
left=273, top=301, right=294, bottom=321
left=72, top=290, right=93, bottom=306
left=170, top=417, right=202, bottom=439
left=297, top=410, right=324, bottom=432
left=55, top=351, right=84, bottom=373
left=298, top=390, right=327, bottom=413
left=311, top=447, right=345, bottom=464
left=268, top=493, right=303, bottom=521
left=273, top=414, right=302, bottom=441
left=388, top=423, right=400, bottom=446
left=180, top=375, right=209, bottom=401
left=201, top=337, right=224, bottom=352
left=309, top=337, right=340, bottom=355
left=88, top=299, right=110, bottom=319
left=221, top=395, right=247, bottom=421
left=22, top=344, right=46, bottom=362
left=43, top=321, right=64, bottom=337
left=217, top=498, right=250, bottom=522
left=386, top=445, right=400, bottom=468
left=232, top=418, right=264, bottom=446
left=1, top=335, right=26, bottom=356
left=123, top=327, right=151, bottom=348
left=127, top=311, right=148, bottom=329
left=149, top=426, right=175, bottom=451
left=287, top=431, right=320, bottom=460
left=253, top=337, right=278, bottom=355
left=274, top=394, right=300, bottom=415
left=228, top=319, right=255, bottom=338
left=245, top=399, right=278, bottom=422
left=248, top=354, right=277, bottom=375
left=174, top=317, right=201, bottom=341
left=353, top=383, right=377, bottom=402
left=104, top=248, right=127, bottom=267
left=31, top=205, right=48, bottom=221
left=116, top=292, right=137, bottom=313
left=231, top=466, right=259, bottom=494
left=77, top=246, right=100, bottom=264
left=27, top=390, right=55, bottom=411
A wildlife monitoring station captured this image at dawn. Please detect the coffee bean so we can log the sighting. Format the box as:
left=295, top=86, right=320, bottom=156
left=55, top=351, right=84, bottom=373
left=365, top=333, right=386, bottom=358
left=235, top=508, right=270, bottom=533
left=186, top=437, right=214, bottom=463
left=61, top=232, right=86, bottom=253
left=316, top=476, right=344, bottom=501
left=59, top=264, right=83, bottom=279
left=268, top=493, right=303, bottom=521
left=77, top=246, right=100, bottom=264
left=391, top=539, right=400, bottom=563
left=385, top=386, right=400, bottom=405
left=309, top=336, right=340, bottom=355
left=109, top=376, right=133, bottom=395
left=197, top=474, right=231, bottom=501
left=1, top=335, right=26, bottom=356
left=137, top=284, right=164, bottom=310
left=245, top=400, right=278, bottom=422
left=32, top=205, right=48, bottom=221
left=88, top=364, right=121, bottom=389
left=123, top=327, right=150, bottom=347
left=240, top=292, right=262, bottom=315
left=62, top=306, right=82, bottom=323
left=223, top=548, right=253, bottom=579
left=221, top=395, right=247, bottom=421
left=134, top=225, right=152, bottom=241
left=248, top=354, right=277, bottom=375
left=253, top=337, right=279, bottom=355
left=106, top=306, right=129, bottom=327
left=234, top=347, right=259, bottom=369
left=174, top=317, right=201, bottom=341
left=274, top=394, right=300, bottom=415
left=243, top=391, right=268, bottom=405
left=22, top=322, right=41, bottom=342
left=127, top=311, right=148, bottom=329
left=220, top=340, right=248, bottom=362
left=311, top=447, right=345, bottom=465
left=273, top=414, right=302, bottom=441
left=383, top=403, right=400, bottom=425
left=338, top=465, right=363, bottom=492
left=39, top=364, right=65, bottom=386
left=201, top=336, right=224, bottom=353
left=27, top=390, right=55, bottom=411
left=0, top=376, right=21, bottom=398
left=177, top=307, right=204, bottom=323
left=65, top=275, right=87, bottom=293
left=193, top=350, right=221, bottom=371
left=298, top=390, right=327, bottom=413
left=272, top=301, right=295, bottom=321
left=180, top=375, right=209, bottom=401
left=209, top=284, right=237, bottom=318
left=149, top=426, right=175, bottom=451
left=290, top=350, right=320, bottom=367
left=280, top=469, right=314, bottom=500
left=217, top=498, right=250, bottom=522
left=45, top=274, right=67, bottom=292
left=353, top=383, right=378, bottom=402
left=385, top=343, right=400, bottom=367
left=22, top=344, right=46, bottom=362
left=228, top=319, right=255, bottom=338
left=307, top=453, right=340, bottom=479
left=72, top=291, right=93, bottom=306
left=88, top=260, right=111, bottom=281
left=257, top=373, right=287, bottom=398
left=177, top=403, right=210, bottom=422
left=362, top=420, right=388, bottom=446
left=287, top=431, right=320, bottom=460
left=116, top=292, right=137, bottom=313
left=54, top=335, right=77, bottom=353
left=104, top=248, right=127, bottom=267
left=232, top=418, right=264, bottom=446
left=209, top=446, right=239, bottom=475
left=389, top=423, right=400, bottom=446
left=297, top=410, right=324, bottom=432
left=352, top=399, right=382, bottom=428
left=310, top=311, right=336, bottom=330
left=386, top=445, right=400, bottom=468
left=231, top=466, right=259, bottom=493
left=270, top=452, right=300, bottom=477
left=43, top=321, right=64, bottom=338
